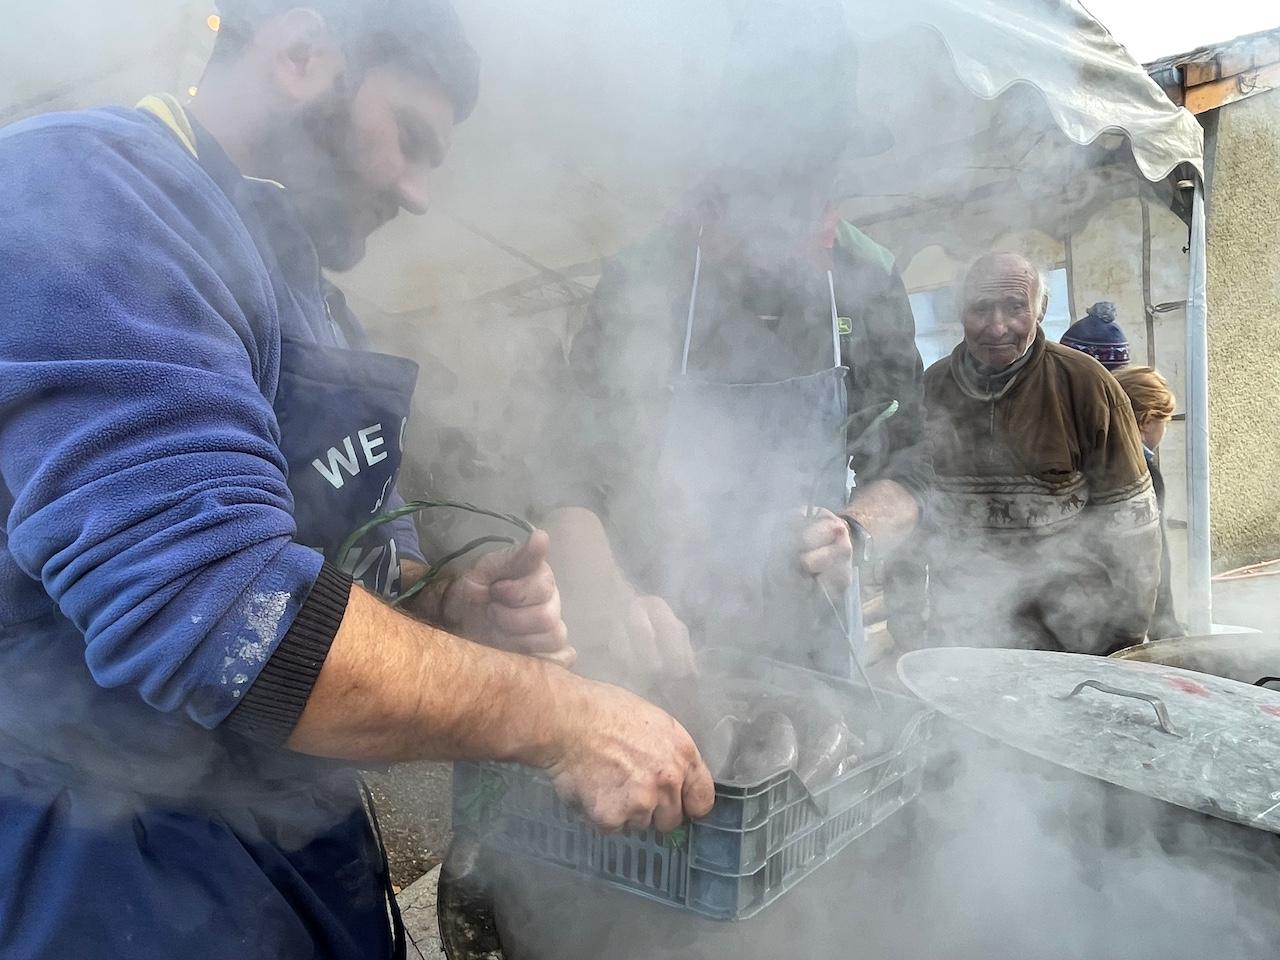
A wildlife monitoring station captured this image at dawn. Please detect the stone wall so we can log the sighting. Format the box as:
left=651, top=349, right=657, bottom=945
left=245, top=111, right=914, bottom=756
left=1205, top=89, right=1280, bottom=568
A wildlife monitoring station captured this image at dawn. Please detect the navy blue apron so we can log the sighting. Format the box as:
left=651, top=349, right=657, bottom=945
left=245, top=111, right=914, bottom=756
left=271, top=301, right=420, bottom=959
left=276, top=317, right=419, bottom=598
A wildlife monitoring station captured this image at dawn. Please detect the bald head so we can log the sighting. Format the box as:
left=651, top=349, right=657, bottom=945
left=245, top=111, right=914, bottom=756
left=960, top=252, right=1048, bottom=370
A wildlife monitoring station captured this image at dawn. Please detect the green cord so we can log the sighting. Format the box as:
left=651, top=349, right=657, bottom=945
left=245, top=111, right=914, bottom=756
left=832, top=399, right=899, bottom=446
left=805, top=400, right=901, bottom=518
left=338, top=498, right=536, bottom=610
left=664, top=824, right=690, bottom=851
left=337, top=498, right=534, bottom=570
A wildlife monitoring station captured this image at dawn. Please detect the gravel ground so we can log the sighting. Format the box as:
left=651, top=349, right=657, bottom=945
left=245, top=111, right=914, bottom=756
left=367, top=762, right=454, bottom=889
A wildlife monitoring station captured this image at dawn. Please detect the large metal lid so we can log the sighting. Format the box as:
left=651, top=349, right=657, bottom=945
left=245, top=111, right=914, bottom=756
left=898, top=648, right=1280, bottom=832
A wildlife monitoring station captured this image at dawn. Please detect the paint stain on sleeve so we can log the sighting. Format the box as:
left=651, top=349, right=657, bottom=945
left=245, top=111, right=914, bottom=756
left=219, top=591, right=292, bottom=688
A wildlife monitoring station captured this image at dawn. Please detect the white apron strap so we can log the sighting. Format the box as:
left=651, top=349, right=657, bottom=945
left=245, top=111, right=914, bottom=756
left=680, top=228, right=705, bottom=377
left=827, top=269, right=841, bottom=368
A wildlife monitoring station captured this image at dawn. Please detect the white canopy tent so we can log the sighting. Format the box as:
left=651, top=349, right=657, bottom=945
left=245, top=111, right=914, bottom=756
left=1, top=0, right=1212, bottom=627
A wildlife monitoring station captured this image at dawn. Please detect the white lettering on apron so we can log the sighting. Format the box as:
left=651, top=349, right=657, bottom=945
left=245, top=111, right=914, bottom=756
left=312, top=437, right=362, bottom=489
left=311, top=424, right=390, bottom=489
left=358, top=424, right=388, bottom=466
left=384, top=538, right=399, bottom=598
left=344, top=545, right=385, bottom=582
left=372, top=474, right=395, bottom=515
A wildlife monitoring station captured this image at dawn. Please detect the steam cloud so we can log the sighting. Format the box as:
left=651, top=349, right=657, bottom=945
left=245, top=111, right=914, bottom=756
left=4, top=2, right=1278, bottom=959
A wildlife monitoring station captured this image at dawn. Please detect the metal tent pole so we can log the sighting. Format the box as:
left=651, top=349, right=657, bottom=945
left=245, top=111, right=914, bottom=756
left=1184, top=183, right=1213, bottom=633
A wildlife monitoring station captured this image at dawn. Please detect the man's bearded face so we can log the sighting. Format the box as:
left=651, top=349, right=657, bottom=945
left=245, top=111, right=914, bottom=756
left=257, top=65, right=454, bottom=272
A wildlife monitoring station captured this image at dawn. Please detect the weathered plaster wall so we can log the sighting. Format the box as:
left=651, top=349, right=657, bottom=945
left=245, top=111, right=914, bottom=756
left=1206, top=89, right=1280, bottom=568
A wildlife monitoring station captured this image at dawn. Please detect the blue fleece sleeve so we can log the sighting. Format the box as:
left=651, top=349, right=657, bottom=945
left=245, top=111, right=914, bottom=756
left=0, top=119, right=323, bottom=728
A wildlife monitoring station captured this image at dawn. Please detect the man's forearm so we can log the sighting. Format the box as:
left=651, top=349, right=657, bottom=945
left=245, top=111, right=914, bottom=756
left=286, top=584, right=570, bottom=765
left=538, top=507, right=634, bottom=670
left=843, top=479, right=920, bottom=554
left=541, top=507, right=631, bottom=590
left=284, top=582, right=718, bottom=834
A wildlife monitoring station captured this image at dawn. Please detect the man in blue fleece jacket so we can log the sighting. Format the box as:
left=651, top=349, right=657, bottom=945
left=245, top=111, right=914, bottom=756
left=0, top=2, right=713, bottom=957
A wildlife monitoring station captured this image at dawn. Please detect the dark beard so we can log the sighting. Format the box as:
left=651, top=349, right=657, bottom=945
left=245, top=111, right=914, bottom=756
left=252, top=87, right=368, bottom=272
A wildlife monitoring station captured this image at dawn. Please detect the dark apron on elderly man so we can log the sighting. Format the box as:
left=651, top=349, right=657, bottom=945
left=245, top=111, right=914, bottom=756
left=0, top=96, right=418, bottom=960
left=643, top=241, right=860, bottom=677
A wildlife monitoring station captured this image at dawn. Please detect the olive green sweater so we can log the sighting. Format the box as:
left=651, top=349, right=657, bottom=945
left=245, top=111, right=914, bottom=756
left=920, top=329, right=1161, bottom=654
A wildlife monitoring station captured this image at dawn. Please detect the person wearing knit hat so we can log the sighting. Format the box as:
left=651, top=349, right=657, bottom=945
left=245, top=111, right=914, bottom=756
left=1061, top=301, right=1131, bottom=370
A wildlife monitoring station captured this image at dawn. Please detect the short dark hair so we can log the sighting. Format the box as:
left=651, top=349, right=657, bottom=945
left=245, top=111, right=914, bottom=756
left=211, top=0, right=479, bottom=120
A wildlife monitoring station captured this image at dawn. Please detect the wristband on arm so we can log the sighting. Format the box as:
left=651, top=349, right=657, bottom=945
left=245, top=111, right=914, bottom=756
left=841, top=515, right=874, bottom=564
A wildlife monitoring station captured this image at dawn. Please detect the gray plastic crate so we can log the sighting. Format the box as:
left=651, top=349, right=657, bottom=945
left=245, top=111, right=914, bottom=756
left=453, top=657, right=933, bottom=921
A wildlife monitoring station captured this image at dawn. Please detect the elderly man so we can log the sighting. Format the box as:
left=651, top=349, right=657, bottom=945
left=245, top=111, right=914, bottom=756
left=918, top=252, right=1160, bottom=654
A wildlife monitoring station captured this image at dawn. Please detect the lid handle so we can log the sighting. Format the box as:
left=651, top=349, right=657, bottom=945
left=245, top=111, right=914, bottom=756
left=1055, top=680, right=1182, bottom=738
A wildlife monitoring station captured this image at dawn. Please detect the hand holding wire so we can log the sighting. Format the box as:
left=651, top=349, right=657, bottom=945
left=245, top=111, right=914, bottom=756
left=797, top=508, right=856, bottom=593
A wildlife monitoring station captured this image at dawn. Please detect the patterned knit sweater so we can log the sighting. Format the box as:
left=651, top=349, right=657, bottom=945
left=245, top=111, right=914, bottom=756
left=920, top=329, right=1161, bottom=654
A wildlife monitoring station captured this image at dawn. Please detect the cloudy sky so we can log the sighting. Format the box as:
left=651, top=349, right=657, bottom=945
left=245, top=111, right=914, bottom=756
left=1084, top=0, right=1278, bottom=62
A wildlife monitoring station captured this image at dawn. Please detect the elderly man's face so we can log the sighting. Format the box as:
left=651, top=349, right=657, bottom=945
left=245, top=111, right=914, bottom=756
left=961, top=254, right=1043, bottom=369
